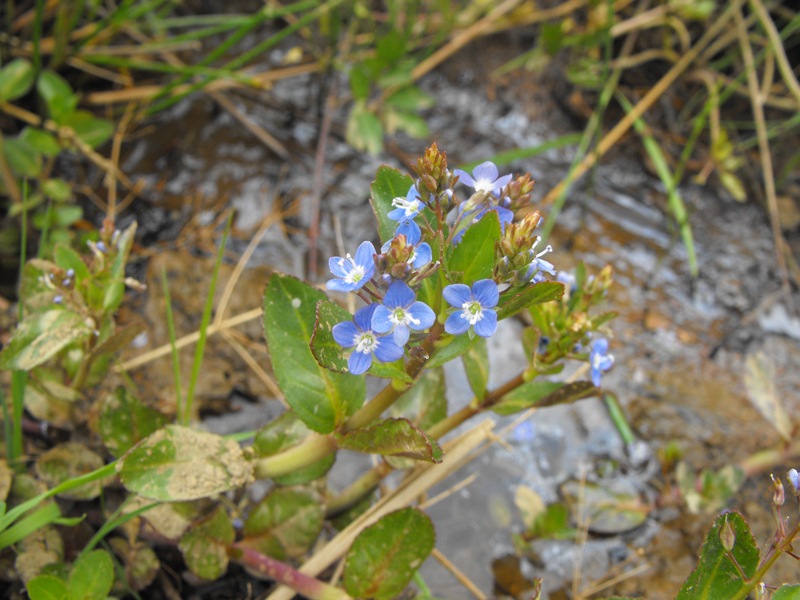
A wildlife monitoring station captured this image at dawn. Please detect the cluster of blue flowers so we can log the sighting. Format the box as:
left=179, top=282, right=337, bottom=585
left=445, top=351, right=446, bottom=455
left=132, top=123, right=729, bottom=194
left=326, top=159, right=556, bottom=375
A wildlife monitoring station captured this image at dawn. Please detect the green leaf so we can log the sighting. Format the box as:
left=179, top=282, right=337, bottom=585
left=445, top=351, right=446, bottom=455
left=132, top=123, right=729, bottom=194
left=33, top=205, right=82, bottom=229
left=346, top=101, right=383, bottom=155
left=0, top=58, right=35, bottom=102
left=497, top=281, right=564, bottom=321
left=376, top=30, right=407, bottom=66
left=102, top=221, right=136, bottom=312
left=27, top=575, right=68, bottom=600
left=37, top=71, right=78, bottom=123
left=61, top=111, right=114, bottom=149
left=117, top=425, right=253, bottom=501
left=391, top=366, right=447, bottom=430
left=774, top=585, right=800, bottom=600
left=562, top=480, right=649, bottom=535
left=68, top=549, right=113, bottom=600
left=426, top=332, right=479, bottom=368
left=263, top=273, right=365, bottom=433
left=337, top=418, right=443, bottom=463
left=370, top=165, right=415, bottom=244
left=4, top=136, right=42, bottom=177
left=344, top=507, right=435, bottom=600
left=384, top=86, right=434, bottom=111
left=253, top=412, right=335, bottom=485
left=448, top=210, right=500, bottom=284
left=240, top=487, right=324, bottom=560
left=492, top=381, right=596, bottom=416
left=677, top=511, right=759, bottom=600
left=178, top=506, right=234, bottom=580
left=462, top=337, right=488, bottom=399
left=385, top=110, right=429, bottom=138
left=41, top=179, right=72, bottom=203
left=99, top=387, right=168, bottom=457
left=20, top=128, right=61, bottom=157
left=0, top=309, right=94, bottom=371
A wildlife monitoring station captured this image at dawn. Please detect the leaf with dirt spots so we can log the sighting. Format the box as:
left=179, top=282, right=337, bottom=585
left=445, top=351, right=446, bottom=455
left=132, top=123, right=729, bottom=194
left=240, top=487, right=324, bottom=560
left=0, top=309, right=94, bottom=371
left=35, top=443, right=106, bottom=501
left=344, top=507, right=434, bottom=600
left=117, top=425, right=253, bottom=501
left=337, top=418, right=443, bottom=463
left=179, top=506, right=234, bottom=581
left=99, top=387, right=168, bottom=457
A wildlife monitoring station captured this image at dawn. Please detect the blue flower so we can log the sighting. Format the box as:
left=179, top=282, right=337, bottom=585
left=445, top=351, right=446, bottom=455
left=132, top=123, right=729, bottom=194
left=787, top=469, right=800, bottom=495
left=589, top=338, right=614, bottom=387
left=443, top=279, right=499, bottom=338
left=394, top=218, right=421, bottom=242
left=388, top=184, right=424, bottom=221
left=372, top=281, right=436, bottom=345
left=452, top=203, right=514, bottom=244
left=381, top=225, right=432, bottom=269
left=332, top=304, right=404, bottom=375
left=327, top=241, right=376, bottom=292
left=454, top=161, right=512, bottom=195
left=526, top=237, right=556, bottom=282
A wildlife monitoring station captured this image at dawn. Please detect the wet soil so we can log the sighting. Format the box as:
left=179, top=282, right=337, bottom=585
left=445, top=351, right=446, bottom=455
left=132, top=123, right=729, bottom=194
left=114, top=31, right=800, bottom=600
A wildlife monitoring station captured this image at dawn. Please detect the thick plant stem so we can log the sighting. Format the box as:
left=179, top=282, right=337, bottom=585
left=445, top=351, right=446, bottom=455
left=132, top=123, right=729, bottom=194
left=326, top=462, right=391, bottom=517
left=231, top=544, right=352, bottom=600
left=254, top=434, right=337, bottom=479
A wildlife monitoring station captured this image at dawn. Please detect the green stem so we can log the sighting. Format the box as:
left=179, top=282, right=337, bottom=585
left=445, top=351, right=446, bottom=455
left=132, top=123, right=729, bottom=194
left=230, top=544, right=352, bottom=600
left=729, top=523, right=800, bottom=600
left=326, top=462, right=390, bottom=517
left=254, top=434, right=338, bottom=480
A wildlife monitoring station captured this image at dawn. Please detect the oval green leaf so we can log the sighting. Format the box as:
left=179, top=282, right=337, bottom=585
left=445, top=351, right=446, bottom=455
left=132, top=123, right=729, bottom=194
left=370, top=166, right=414, bottom=244
left=26, top=574, right=68, bottom=600
left=178, top=506, right=234, bottom=581
left=263, top=273, right=365, bottom=433
left=69, top=549, right=114, bottom=600
left=0, top=58, right=35, bottom=102
left=677, top=511, right=759, bottom=600
left=0, top=309, right=94, bottom=371
left=240, top=487, right=324, bottom=560
left=99, top=387, right=168, bottom=457
left=448, top=209, right=500, bottom=284
left=337, top=418, right=443, bottom=463
left=117, top=425, right=253, bottom=501
left=344, top=507, right=435, bottom=600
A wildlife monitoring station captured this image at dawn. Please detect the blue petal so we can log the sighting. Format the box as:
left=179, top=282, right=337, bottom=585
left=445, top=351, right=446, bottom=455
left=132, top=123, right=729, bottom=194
left=407, top=301, right=435, bottom=330
left=381, top=239, right=392, bottom=253
left=474, top=309, right=497, bottom=338
left=472, top=161, right=499, bottom=183
left=443, top=284, right=472, bottom=307
left=354, top=241, right=377, bottom=270
left=327, top=278, right=357, bottom=292
left=403, top=224, right=421, bottom=245
left=374, top=337, right=405, bottom=363
left=329, top=256, right=350, bottom=278
left=454, top=168, right=476, bottom=188
left=493, top=173, right=513, bottom=191
left=332, top=321, right=359, bottom=348
left=592, top=338, right=609, bottom=354
left=387, top=207, right=408, bottom=221
left=472, top=279, right=499, bottom=308
left=384, top=280, right=415, bottom=309
left=349, top=350, right=373, bottom=375
left=596, top=355, right=614, bottom=371
left=353, top=304, right=378, bottom=332
left=494, top=206, right=514, bottom=225
left=392, top=325, right=410, bottom=346
left=412, top=243, right=432, bottom=268
left=395, top=219, right=421, bottom=241
left=371, top=305, right=393, bottom=333
left=444, top=311, right=471, bottom=335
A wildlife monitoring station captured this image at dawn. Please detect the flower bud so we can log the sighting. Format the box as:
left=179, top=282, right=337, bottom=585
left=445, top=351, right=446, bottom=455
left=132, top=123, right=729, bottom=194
left=787, top=468, right=800, bottom=496
left=772, top=474, right=785, bottom=507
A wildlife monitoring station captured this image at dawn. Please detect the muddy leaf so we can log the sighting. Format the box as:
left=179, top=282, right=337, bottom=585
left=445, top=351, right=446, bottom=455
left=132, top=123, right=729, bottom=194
left=124, top=496, right=198, bottom=541
left=24, top=380, right=74, bottom=428
left=448, top=209, right=500, bottom=284
left=117, top=425, right=253, bottom=501
left=337, top=418, right=443, bottom=463
left=26, top=574, right=68, bottom=600
left=370, top=166, right=415, bottom=244
left=179, top=506, right=234, bottom=581
left=743, top=350, right=791, bottom=441
left=677, top=511, right=758, bottom=599
left=253, top=413, right=334, bottom=485
left=263, top=274, right=365, bottom=433
left=90, top=323, right=146, bottom=357
left=344, top=507, right=434, bottom=600
left=462, top=336, right=489, bottom=399
left=240, top=487, right=324, bottom=560
left=0, top=309, right=94, bottom=371
left=69, top=549, right=113, bottom=600
left=562, top=481, right=648, bottom=535
left=109, top=537, right=160, bottom=592
left=496, top=281, right=564, bottom=321
left=99, top=387, right=168, bottom=457
left=15, top=525, right=64, bottom=583
left=35, top=443, right=106, bottom=500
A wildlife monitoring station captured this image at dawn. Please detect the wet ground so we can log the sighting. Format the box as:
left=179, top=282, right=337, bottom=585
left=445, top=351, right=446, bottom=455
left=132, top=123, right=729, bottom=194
left=115, top=32, right=800, bottom=600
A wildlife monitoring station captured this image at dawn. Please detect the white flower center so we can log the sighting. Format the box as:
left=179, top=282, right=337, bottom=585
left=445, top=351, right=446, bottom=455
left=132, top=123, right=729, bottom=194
left=341, top=253, right=366, bottom=284
left=473, top=178, right=494, bottom=193
left=390, top=307, right=420, bottom=327
left=355, top=332, right=377, bottom=354
left=460, top=300, right=484, bottom=325
left=392, top=196, right=421, bottom=217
